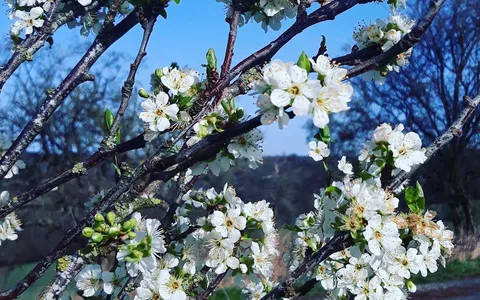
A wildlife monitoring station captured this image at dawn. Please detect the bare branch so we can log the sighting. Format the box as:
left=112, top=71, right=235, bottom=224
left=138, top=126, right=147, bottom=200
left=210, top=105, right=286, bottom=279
left=0, top=1, right=103, bottom=92
left=0, top=133, right=146, bottom=218
left=220, top=10, right=240, bottom=77
left=0, top=8, right=142, bottom=182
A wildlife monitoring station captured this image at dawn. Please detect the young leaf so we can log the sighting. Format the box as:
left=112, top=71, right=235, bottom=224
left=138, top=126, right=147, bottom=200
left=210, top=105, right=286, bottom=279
left=297, top=51, right=311, bottom=73
left=103, top=109, right=114, bottom=132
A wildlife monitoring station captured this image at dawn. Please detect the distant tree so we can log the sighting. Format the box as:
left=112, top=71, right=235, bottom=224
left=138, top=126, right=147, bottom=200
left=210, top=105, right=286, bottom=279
left=311, top=0, right=480, bottom=235
left=0, top=46, right=145, bottom=265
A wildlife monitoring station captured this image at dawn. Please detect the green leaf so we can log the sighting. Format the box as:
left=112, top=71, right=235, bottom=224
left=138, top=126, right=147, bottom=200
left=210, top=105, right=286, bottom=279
left=115, top=128, right=121, bottom=144
left=112, top=163, right=121, bottom=176
left=103, top=109, right=114, bottom=132
left=325, top=186, right=341, bottom=195
left=297, top=51, right=311, bottom=73
left=320, top=35, right=327, bottom=51
left=314, top=125, right=331, bottom=144
left=359, top=172, right=374, bottom=181
left=174, top=0, right=180, bottom=3
left=416, top=181, right=425, bottom=212
left=284, top=225, right=303, bottom=232
left=404, top=183, right=425, bottom=214
left=323, top=161, right=329, bottom=172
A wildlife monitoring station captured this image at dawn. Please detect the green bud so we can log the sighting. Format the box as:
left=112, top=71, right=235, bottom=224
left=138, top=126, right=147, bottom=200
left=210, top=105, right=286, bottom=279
left=206, top=48, right=217, bottom=70
left=93, top=223, right=107, bottom=233
left=94, top=213, right=105, bottom=223
left=106, top=212, right=116, bottom=225
left=122, top=218, right=137, bottom=231
left=130, top=218, right=137, bottom=227
left=108, top=226, right=121, bottom=236
left=82, top=227, right=94, bottom=238
left=91, top=232, right=103, bottom=243
left=406, top=280, right=416, bottom=292
left=297, top=51, right=311, bottom=73
left=155, top=68, right=163, bottom=78
left=220, top=100, right=231, bottom=116
left=235, top=108, right=244, bottom=120
left=103, top=109, right=114, bottom=132
left=138, top=88, right=149, bottom=98
left=127, top=232, right=136, bottom=239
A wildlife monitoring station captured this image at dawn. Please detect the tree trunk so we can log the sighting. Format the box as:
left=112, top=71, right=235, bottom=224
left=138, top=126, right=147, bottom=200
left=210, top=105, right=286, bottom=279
left=460, top=174, right=476, bottom=235
left=448, top=200, right=463, bottom=236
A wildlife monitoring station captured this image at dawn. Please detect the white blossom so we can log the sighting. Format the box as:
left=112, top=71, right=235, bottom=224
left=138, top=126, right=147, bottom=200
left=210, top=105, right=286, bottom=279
left=139, top=92, right=179, bottom=133
left=308, top=141, right=330, bottom=161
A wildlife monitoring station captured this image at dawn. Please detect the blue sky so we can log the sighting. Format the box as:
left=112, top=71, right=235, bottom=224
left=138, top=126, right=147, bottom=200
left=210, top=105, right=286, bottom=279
left=0, top=1, right=392, bottom=155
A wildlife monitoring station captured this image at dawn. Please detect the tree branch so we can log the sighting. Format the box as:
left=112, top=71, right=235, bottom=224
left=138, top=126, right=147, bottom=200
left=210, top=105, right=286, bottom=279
left=0, top=7, right=141, bottom=182
left=0, top=1, right=104, bottom=93
left=346, top=0, right=446, bottom=78
left=220, top=9, right=240, bottom=77
left=0, top=133, right=146, bottom=219
left=102, top=11, right=158, bottom=148
left=388, top=94, right=480, bottom=192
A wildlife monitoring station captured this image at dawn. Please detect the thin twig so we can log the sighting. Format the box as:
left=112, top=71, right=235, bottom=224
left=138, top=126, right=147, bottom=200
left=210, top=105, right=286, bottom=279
left=0, top=8, right=142, bottom=182
left=220, top=10, right=240, bottom=77
left=0, top=1, right=103, bottom=92
left=0, top=133, right=146, bottom=218
left=102, top=11, right=158, bottom=148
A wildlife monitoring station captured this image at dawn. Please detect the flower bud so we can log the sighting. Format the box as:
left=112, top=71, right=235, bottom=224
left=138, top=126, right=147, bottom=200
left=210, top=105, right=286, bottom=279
left=206, top=48, right=217, bottom=70
left=406, top=280, right=416, bottom=292
left=93, top=223, right=107, bottom=233
left=122, top=219, right=136, bottom=231
left=108, top=226, right=121, bottom=236
left=155, top=68, right=163, bottom=78
left=94, top=213, right=105, bottom=223
left=127, top=232, right=136, bottom=239
left=82, top=227, right=94, bottom=238
left=235, top=108, right=244, bottom=120
left=138, top=88, right=150, bottom=99
left=106, top=211, right=116, bottom=225
left=91, top=232, right=103, bottom=243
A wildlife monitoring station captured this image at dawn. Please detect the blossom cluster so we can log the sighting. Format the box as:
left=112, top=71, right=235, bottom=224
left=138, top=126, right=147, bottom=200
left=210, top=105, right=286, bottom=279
left=255, top=55, right=353, bottom=130
left=217, top=0, right=299, bottom=32
left=353, top=11, right=415, bottom=83
left=0, top=138, right=24, bottom=247
left=139, top=64, right=264, bottom=176
left=0, top=191, right=23, bottom=245
left=139, top=65, right=201, bottom=141
left=7, top=0, right=131, bottom=38
left=75, top=185, right=279, bottom=299
left=359, top=123, right=427, bottom=178
left=286, top=124, right=454, bottom=300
